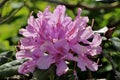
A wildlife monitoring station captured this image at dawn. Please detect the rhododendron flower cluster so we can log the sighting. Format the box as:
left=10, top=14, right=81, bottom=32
left=16, top=5, right=102, bottom=76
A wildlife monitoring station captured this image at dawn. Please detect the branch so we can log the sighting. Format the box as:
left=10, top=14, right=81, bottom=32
left=103, top=51, right=120, bottom=80
left=78, top=3, right=120, bottom=10
left=0, top=0, right=27, bottom=24
left=45, top=0, right=77, bottom=9
left=0, top=0, right=9, bottom=7
left=46, top=0, right=120, bottom=10
left=0, top=6, right=23, bottom=24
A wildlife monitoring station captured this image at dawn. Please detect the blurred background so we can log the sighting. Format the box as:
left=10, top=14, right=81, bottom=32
left=0, top=0, right=120, bottom=80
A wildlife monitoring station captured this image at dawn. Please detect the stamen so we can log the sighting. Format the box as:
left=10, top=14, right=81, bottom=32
left=98, top=64, right=102, bottom=67
left=97, top=58, right=100, bottom=64
left=30, top=11, right=34, bottom=16
left=74, top=70, right=78, bottom=80
left=97, top=58, right=102, bottom=67
left=73, top=62, right=78, bottom=80
left=91, top=19, right=94, bottom=27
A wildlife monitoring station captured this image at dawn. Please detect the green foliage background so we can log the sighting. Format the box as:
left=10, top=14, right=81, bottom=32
left=0, top=0, right=120, bottom=80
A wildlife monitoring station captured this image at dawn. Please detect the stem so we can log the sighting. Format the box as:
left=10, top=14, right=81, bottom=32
left=73, top=61, right=78, bottom=80
left=88, top=70, right=93, bottom=79
left=102, top=40, right=120, bottom=80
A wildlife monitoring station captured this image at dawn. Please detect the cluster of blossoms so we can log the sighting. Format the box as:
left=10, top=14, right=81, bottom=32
left=16, top=5, right=102, bottom=76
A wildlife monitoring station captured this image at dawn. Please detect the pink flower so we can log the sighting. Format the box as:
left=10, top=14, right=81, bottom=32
left=16, top=5, right=102, bottom=76
left=18, top=60, right=36, bottom=74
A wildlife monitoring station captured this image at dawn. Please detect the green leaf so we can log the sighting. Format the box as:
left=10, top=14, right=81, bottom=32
left=0, top=51, right=13, bottom=57
left=0, top=66, right=19, bottom=79
left=109, top=37, right=120, bottom=51
left=0, top=51, right=13, bottom=65
left=0, top=59, right=26, bottom=70
left=33, top=65, right=55, bottom=80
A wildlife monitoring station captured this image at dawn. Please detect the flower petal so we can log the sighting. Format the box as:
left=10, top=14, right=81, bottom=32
left=89, top=46, right=102, bottom=56
left=18, top=60, right=36, bottom=74
left=56, top=60, right=69, bottom=76
left=37, top=55, right=55, bottom=69
left=76, top=8, right=82, bottom=18
left=66, top=53, right=77, bottom=61
left=91, top=34, right=102, bottom=47
left=53, top=5, right=66, bottom=23
left=71, top=43, right=88, bottom=54
left=40, top=41, right=56, bottom=54
left=77, top=56, right=86, bottom=71
left=16, top=50, right=31, bottom=60
left=80, top=26, right=93, bottom=40
left=54, top=39, right=69, bottom=52
left=84, top=55, right=98, bottom=71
